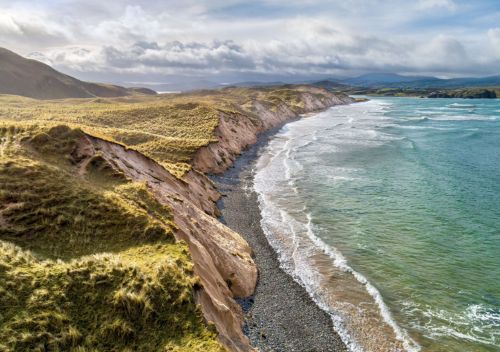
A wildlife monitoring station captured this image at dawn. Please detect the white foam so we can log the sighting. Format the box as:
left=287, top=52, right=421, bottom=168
left=256, top=192, right=364, bottom=352
left=402, top=301, right=500, bottom=347
left=253, top=101, right=422, bottom=352
left=303, top=214, right=421, bottom=352
left=447, top=103, right=476, bottom=109
left=255, top=184, right=421, bottom=351
left=429, top=115, right=495, bottom=121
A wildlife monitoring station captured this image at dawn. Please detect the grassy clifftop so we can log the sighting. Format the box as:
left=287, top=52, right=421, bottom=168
left=0, top=125, right=224, bottom=351
left=0, top=86, right=336, bottom=177
left=0, top=85, right=344, bottom=351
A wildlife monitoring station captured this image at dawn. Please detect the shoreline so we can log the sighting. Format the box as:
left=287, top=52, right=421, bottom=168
left=212, top=117, right=348, bottom=352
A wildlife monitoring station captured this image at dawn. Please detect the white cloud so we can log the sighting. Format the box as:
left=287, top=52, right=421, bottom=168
left=0, top=13, right=23, bottom=35
left=1, top=0, right=498, bottom=79
left=417, top=35, right=467, bottom=65
left=0, top=9, right=68, bottom=38
left=488, top=28, right=500, bottom=57
left=417, top=0, right=456, bottom=11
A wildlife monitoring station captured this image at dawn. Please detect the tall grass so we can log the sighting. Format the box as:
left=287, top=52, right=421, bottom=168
left=0, top=125, right=224, bottom=351
left=0, top=86, right=335, bottom=350
left=0, top=86, right=334, bottom=177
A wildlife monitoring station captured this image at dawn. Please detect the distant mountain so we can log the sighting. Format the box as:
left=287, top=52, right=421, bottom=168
left=312, top=80, right=351, bottom=90
left=131, top=79, right=223, bottom=93
left=407, top=76, right=500, bottom=89
left=340, top=73, right=437, bottom=87
left=137, top=80, right=291, bottom=92
left=226, top=81, right=288, bottom=88
left=334, top=72, right=500, bottom=89
left=0, top=47, right=156, bottom=99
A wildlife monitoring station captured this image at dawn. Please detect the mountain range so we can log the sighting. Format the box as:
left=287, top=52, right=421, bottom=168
left=2, top=46, right=500, bottom=98
left=332, top=73, right=500, bottom=89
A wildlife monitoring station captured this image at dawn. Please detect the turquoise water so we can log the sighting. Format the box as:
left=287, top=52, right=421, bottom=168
left=254, top=98, right=500, bottom=351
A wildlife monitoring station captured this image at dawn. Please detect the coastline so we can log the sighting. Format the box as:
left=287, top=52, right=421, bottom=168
left=212, top=119, right=348, bottom=352
left=0, top=86, right=354, bottom=352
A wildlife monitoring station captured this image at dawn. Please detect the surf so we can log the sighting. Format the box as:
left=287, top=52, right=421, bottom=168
left=253, top=97, right=500, bottom=352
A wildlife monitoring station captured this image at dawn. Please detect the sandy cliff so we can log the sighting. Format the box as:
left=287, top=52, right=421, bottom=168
left=193, top=88, right=353, bottom=174
left=74, top=87, right=353, bottom=351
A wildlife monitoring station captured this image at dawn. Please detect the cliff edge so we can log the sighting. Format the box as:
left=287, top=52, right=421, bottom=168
left=0, top=85, right=353, bottom=351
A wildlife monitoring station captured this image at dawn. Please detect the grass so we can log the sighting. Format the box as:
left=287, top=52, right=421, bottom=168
left=346, top=86, right=500, bottom=98
left=0, top=95, right=222, bottom=176
left=0, top=242, right=223, bottom=352
left=0, top=124, right=225, bottom=351
left=0, top=86, right=335, bottom=177
left=0, top=85, right=336, bottom=351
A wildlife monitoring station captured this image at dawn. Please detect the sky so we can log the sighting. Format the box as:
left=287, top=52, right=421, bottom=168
left=1, top=0, right=500, bottom=85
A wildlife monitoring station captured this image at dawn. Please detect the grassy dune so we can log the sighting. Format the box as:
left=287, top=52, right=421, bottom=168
left=0, top=86, right=326, bottom=176
left=0, top=125, right=224, bottom=351
left=0, top=85, right=337, bottom=351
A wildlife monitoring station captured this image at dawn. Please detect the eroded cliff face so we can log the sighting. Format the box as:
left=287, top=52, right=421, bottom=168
left=74, top=88, right=353, bottom=352
left=75, top=135, right=256, bottom=352
left=193, top=89, right=354, bottom=174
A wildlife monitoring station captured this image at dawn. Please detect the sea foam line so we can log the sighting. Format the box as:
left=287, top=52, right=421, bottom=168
left=303, top=213, right=421, bottom=352
left=258, top=190, right=421, bottom=352
left=256, top=193, right=363, bottom=352
left=254, top=101, right=421, bottom=352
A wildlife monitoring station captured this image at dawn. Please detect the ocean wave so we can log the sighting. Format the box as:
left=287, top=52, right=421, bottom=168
left=429, top=115, right=495, bottom=121
left=254, top=181, right=421, bottom=351
left=254, top=118, right=421, bottom=351
left=447, top=103, right=476, bottom=109
left=255, top=97, right=500, bottom=352
left=401, top=114, right=495, bottom=122
left=405, top=116, right=430, bottom=123
left=303, top=214, right=421, bottom=352
left=256, top=192, right=364, bottom=352
left=401, top=301, right=500, bottom=347
left=395, top=122, right=457, bottom=129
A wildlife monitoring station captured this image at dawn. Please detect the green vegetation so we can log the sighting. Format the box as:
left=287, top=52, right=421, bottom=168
left=0, top=85, right=335, bottom=351
left=426, top=88, right=498, bottom=99
left=0, top=86, right=331, bottom=177
left=337, top=86, right=500, bottom=99
left=0, top=125, right=224, bottom=351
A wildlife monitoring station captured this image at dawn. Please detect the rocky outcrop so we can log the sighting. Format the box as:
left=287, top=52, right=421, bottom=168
left=75, top=87, right=353, bottom=352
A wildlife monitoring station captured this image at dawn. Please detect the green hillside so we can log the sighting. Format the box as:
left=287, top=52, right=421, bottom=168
left=0, top=48, right=156, bottom=100
left=0, top=124, right=224, bottom=351
left=0, top=86, right=332, bottom=176
left=0, top=84, right=340, bottom=351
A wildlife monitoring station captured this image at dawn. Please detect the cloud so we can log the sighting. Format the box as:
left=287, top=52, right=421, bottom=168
left=0, top=12, right=22, bottom=35
left=103, top=40, right=256, bottom=72
left=417, top=35, right=467, bottom=66
left=1, top=0, right=499, bottom=79
left=417, top=0, right=456, bottom=11
left=488, top=28, right=500, bottom=56
left=0, top=8, right=70, bottom=44
left=38, top=27, right=463, bottom=77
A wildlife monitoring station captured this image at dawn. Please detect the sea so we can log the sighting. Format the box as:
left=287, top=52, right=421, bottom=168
left=253, top=97, right=500, bottom=352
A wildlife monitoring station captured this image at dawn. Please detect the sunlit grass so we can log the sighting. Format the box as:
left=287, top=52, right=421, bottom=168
left=0, top=85, right=336, bottom=350
left=0, top=86, right=335, bottom=176
left=0, top=125, right=225, bottom=351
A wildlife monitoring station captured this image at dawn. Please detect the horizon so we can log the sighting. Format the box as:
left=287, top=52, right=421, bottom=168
left=1, top=1, right=500, bottom=86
